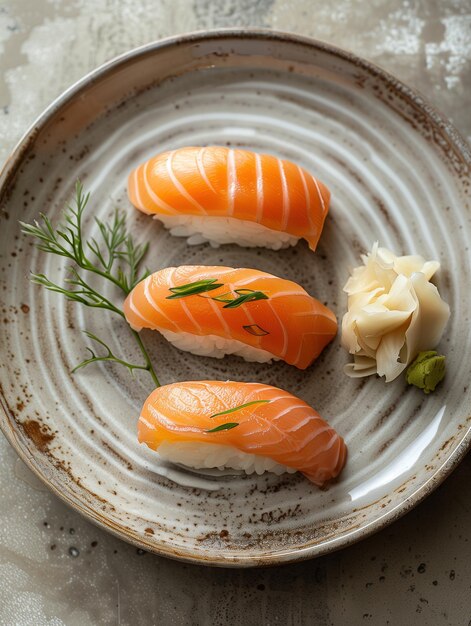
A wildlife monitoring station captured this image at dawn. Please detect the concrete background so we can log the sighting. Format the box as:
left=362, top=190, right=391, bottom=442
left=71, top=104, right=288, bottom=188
left=0, top=1, right=470, bottom=624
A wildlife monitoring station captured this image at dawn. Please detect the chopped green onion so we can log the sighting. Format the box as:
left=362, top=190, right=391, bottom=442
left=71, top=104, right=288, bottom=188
left=209, top=291, right=235, bottom=303
left=234, top=289, right=257, bottom=295
left=223, top=290, right=268, bottom=309
left=206, top=422, right=239, bottom=433
left=166, top=278, right=223, bottom=299
left=210, top=399, right=270, bottom=419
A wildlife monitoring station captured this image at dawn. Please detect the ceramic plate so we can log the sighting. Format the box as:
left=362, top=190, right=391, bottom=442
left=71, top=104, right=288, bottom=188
left=0, top=31, right=470, bottom=567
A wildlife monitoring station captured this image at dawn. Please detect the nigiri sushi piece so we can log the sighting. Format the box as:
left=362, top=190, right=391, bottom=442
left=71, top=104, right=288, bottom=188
left=124, top=265, right=337, bottom=369
left=128, top=146, right=330, bottom=251
left=139, top=381, right=347, bottom=486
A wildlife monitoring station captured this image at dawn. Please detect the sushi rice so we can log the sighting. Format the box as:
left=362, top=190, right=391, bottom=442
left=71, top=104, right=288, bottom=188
left=157, top=214, right=300, bottom=250
left=157, top=441, right=297, bottom=476
left=158, top=328, right=280, bottom=363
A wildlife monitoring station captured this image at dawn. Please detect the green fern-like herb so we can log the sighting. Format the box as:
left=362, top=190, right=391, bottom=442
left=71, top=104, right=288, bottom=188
left=20, top=181, right=159, bottom=387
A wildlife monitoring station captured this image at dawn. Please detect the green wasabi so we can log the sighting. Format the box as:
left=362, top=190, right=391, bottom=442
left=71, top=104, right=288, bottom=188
left=406, top=351, right=446, bottom=394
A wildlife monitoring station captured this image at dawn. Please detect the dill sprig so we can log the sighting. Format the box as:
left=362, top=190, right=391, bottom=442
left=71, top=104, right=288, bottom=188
left=71, top=331, right=154, bottom=377
left=20, top=181, right=160, bottom=387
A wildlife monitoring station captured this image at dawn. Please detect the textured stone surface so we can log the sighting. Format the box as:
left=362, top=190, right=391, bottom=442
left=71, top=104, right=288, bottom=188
left=0, top=1, right=470, bottom=624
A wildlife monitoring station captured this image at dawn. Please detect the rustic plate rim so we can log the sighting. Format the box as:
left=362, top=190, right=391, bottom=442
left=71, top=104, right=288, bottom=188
left=0, top=28, right=470, bottom=568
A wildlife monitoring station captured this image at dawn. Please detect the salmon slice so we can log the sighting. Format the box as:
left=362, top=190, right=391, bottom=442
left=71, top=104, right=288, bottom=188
left=128, top=146, right=330, bottom=251
left=123, top=265, right=337, bottom=369
left=139, top=381, right=347, bottom=486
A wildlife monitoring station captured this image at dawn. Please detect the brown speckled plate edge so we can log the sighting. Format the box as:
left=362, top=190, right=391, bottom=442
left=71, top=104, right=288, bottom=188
left=0, top=29, right=470, bottom=567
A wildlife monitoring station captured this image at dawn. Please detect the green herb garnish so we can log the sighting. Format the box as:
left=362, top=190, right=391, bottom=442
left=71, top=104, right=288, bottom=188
left=206, top=400, right=270, bottom=433
left=168, top=281, right=269, bottom=308
left=206, top=422, right=240, bottom=433
left=71, top=331, right=156, bottom=378
left=210, top=291, right=235, bottom=303
left=166, top=278, right=223, bottom=299
left=242, top=324, right=270, bottom=336
left=222, top=289, right=269, bottom=309
left=20, top=181, right=160, bottom=386
left=210, top=399, right=270, bottom=419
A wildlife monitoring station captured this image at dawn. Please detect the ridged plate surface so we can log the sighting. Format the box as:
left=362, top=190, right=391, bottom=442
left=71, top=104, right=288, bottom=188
left=0, top=31, right=470, bottom=566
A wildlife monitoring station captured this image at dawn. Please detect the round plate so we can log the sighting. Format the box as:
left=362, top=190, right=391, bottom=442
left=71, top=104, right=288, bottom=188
left=0, top=30, right=470, bottom=567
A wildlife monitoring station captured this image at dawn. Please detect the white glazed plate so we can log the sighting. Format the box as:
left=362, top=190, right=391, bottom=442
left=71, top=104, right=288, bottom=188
left=0, top=31, right=470, bottom=567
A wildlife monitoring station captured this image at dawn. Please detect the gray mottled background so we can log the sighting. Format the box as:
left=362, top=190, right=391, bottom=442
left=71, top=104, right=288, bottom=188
left=0, top=1, right=470, bottom=624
